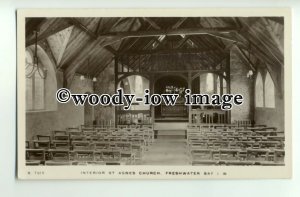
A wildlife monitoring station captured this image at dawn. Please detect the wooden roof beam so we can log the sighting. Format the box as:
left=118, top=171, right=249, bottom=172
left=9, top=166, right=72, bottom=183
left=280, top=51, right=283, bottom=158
left=99, top=27, right=239, bottom=38
left=26, top=22, right=73, bottom=47
left=142, top=17, right=161, bottom=30
left=236, top=46, right=256, bottom=71
left=266, top=17, right=284, bottom=25
left=175, top=35, right=190, bottom=48
left=122, top=48, right=223, bottom=55
left=261, top=18, right=284, bottom=54
left=69, top=18, right=97, bottom=39
left=172, top=17, right=187, bottom=29
left=104, top=45, right=117, bottom=55
left=63, top=36, right=123, bottom=87
left=207, top=32, right=240, bottom=44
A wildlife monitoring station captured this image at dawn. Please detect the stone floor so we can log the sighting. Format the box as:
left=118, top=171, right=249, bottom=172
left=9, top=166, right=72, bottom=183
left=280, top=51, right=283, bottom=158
left=141, top=139, right=190, bottom=165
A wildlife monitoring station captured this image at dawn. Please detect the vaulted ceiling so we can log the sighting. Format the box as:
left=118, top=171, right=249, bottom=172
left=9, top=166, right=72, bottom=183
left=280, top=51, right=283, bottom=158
left=25, top=17, right=284, bottom=87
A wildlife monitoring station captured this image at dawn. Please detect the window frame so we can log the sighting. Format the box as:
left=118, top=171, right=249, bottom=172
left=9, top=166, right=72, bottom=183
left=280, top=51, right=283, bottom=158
left=255, top=71, right=264, bottom=108
left=264, top=71, right=276, bottom=108
left=26, top=52, right=46, bottom=112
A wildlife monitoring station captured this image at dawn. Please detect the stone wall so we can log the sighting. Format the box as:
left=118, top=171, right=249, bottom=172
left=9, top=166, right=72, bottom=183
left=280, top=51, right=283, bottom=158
left=254, top=66, right=284, bottom=131
left=26, top=71, right=93, bottom=140
left=230, top=46, right=254, bottom=122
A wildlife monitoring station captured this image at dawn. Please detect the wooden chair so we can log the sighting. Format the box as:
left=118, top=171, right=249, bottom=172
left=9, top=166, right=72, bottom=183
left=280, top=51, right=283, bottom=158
left=92, top=142, right=110, bottom=150
left=48, top=149, right=70, bottom=161
left=33, top=140, right=51, bottom=150
left=26, top=149, right=45, bottom=165
left=73, top=150, right=94, bottom=164
left=101, top=150, right=122, bottom=164
left=36, top=135, right=51, bottom=141
left=53, top=130, right=68, bottom=136
left=25, top=141, right=30, bottom=149
left=72, top=141, right=91, bottom=150
left=52, top=140, right=70, bottom=150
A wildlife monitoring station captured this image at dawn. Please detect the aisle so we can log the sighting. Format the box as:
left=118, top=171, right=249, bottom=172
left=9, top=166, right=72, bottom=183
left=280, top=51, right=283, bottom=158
left=141, top=139, right=190, bottom=165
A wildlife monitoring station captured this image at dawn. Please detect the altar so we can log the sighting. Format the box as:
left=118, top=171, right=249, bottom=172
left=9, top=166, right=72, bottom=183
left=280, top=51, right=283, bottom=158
left=161, top=102, right=188, bottom=117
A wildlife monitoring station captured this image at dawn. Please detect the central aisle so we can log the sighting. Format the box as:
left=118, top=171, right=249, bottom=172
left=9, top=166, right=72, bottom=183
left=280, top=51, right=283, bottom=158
left=141, top=139, right=190, bottom=165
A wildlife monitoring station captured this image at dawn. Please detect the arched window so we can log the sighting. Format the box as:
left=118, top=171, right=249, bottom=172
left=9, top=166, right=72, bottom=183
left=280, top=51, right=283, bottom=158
left=216, top=76, right=227, bottom=95
left=135, top=75, right=144, bottom=97
left=199, top=73, right=220, bottom=95
left=118, top=75, right=149, bottom=110
left=26, top=46, right=57, bottom=112
left=223, top=78, right=227, bottom=94
left=255, top=72, right=264, bottom=107
left=217, top=76, right=220, bottom=95
left=264, top=72, right=275, bottom=108
left=206, top=73, right=214, bottom=93
left=26, top=50, right=45, bottom=111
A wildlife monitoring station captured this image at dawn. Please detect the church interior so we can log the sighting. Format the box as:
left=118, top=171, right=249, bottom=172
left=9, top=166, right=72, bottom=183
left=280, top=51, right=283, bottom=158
left=25, top=17, right=285, bottom=166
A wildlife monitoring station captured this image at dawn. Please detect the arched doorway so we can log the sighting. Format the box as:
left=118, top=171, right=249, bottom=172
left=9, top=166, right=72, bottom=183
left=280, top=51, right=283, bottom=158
left=117, top=75, right=151, bottom=125
left=154, top=75, right=188, bottom=120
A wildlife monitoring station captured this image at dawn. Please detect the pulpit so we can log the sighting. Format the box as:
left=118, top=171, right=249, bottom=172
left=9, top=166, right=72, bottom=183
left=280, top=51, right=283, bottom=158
left=190, top=108, right=228, bottom=124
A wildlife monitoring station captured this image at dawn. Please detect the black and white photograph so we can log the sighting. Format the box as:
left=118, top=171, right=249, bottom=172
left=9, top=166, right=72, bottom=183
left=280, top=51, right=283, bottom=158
left=17, top=8, right=292, bottom=179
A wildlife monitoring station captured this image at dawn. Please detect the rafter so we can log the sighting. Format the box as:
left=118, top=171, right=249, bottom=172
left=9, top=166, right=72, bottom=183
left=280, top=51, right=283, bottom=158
left=99, top=27, right=239, bottom=38
left=236, top=46, right=256, bottom=71
left=207, top=32, right=240, bottom=43
left=239, top=21, right=283, bottom=66
left=69, top=18, right=97, bottom=39
left=172, top=17, right=187, bottom=29
left=110, top=17, right=128, bottom=30
left=104, top=45, right=117, bottom=55
left=266, top=17, right=284, bottom=25
left=121, top=48, right=223, bottom=55
left=63, top=36, right=123, bottom=87
left=26, top=22, right=72, bottom=47
left=26, top=18, right=47, bottom=37
left=261, top=18, right=283, bottom=54
left=175, top=35, right=190, bottom=48
left=142, top=17, right=161, bottom=30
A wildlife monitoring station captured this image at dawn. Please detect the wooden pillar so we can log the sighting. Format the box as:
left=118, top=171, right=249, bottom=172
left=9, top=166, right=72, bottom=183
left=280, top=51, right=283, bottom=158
left=226, top=54, right=231, bottom=124
left=114, top=57, right=118, bottom=127
left=220, top=75, right=224, bottom=95
left=150, top=75, right=155, bottom=124
left=188, top=72, right=192, bottom=124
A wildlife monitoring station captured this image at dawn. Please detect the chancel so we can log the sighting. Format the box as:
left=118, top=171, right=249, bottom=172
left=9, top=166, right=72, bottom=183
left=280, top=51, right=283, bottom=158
left=25, top=17, right=285, bottom=166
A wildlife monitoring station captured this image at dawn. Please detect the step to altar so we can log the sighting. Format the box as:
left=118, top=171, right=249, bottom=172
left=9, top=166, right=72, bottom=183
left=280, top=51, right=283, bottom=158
left=154, top=123, right=187, bottom=139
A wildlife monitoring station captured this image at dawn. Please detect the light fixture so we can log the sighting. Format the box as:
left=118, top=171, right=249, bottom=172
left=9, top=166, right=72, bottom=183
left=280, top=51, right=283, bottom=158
left=26, top=30, right=47, bottom=79
left=246, top=44, right=254, bottom=79
left=247, top=70, right=254, bottom=78
left=79, top=58, right=98, bottom=84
